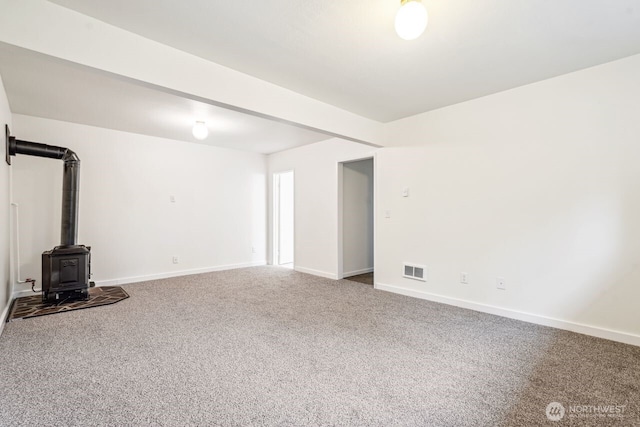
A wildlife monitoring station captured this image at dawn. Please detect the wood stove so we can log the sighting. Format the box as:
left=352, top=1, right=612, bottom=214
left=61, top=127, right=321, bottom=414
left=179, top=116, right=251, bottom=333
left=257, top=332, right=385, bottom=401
left=42, top=245, right=91, bottom=302
left=6, top=125, right=93, bottom=302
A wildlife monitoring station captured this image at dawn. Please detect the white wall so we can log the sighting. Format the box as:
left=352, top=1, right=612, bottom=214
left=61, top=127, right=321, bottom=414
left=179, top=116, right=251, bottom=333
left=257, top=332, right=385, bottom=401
left=377, top=54, right=640, bottom=345
left=0, top=76, right=11, bottom=326
left=268, top=138, right=376, bottom=279
left=342, top=159, right=374, bottom=276
left=11, top=115, right=266, bottom=290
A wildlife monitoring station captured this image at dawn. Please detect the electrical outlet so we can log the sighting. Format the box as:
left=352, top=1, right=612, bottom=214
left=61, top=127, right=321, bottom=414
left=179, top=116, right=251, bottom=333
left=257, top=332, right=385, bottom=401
left=460, top=272, right=469, bottom=284
left=172, top=256, right=179, bottom=264
left=496, top=277, right=506, bottom=290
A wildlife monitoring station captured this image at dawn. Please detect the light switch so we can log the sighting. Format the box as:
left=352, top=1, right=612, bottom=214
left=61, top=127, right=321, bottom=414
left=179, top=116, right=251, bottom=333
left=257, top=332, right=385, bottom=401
left=384, top=210, right=391, bottom=218
left=402, top=187, right=410, bottom=197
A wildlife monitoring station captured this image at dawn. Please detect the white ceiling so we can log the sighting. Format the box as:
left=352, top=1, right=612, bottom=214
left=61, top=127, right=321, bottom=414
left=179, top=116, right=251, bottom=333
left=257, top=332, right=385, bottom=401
left=49, top=0, right=640, bottom=122
left=0, top=43, right=331, bottom=154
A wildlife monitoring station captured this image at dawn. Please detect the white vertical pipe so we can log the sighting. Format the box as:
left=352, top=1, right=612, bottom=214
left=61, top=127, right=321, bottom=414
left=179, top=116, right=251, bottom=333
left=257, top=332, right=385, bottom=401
left=10, top=202, right=29, bottom=284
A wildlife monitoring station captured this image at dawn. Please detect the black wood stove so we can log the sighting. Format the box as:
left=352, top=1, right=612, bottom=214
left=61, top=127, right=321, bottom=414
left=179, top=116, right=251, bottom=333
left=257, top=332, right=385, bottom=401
left=6, top=125, right=93, bottom=302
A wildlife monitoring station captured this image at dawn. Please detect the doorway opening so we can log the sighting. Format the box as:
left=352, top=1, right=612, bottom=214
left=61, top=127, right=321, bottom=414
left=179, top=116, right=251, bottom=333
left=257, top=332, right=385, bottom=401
left=338, top=158, right=374, bottom=285
left=273, top=170, right=294, bottom=268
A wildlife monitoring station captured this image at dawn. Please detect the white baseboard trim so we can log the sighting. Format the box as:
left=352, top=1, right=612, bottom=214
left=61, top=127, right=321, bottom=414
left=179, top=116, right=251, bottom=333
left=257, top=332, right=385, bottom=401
left=0, top=299, right=12, bottom=337
left=343, top=268, right=374, bottom=278
left=95, top=261, right=267, bottom=287
left=375, top=282, right=640, bottom=347
left=8, top=261, right=267, bottom=297
left=12, top=289, right=35, bottom=299
left=295, top=266, right=338, bottom=280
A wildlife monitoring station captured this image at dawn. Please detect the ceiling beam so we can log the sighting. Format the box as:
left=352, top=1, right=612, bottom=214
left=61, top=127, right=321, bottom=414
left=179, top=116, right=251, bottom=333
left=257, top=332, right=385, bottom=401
left=0, top=0, right=385, bottom=147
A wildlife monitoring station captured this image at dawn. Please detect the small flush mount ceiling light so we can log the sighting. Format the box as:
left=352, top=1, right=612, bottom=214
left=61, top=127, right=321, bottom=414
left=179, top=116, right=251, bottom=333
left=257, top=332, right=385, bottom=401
left=192, top=121, right=208, bottom=140
left=395, top=0, right=428, bottom=40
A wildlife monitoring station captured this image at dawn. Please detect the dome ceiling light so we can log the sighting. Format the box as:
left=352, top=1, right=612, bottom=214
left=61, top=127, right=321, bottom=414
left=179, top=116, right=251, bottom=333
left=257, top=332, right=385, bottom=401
left=192, top=121, right=209, bottom=140
left=395, top=0, right=428, bottom=40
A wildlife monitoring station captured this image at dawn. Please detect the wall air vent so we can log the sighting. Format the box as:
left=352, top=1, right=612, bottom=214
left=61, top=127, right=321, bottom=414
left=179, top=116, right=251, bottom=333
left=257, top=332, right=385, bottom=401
left=403, top=263, right=427, bottom=282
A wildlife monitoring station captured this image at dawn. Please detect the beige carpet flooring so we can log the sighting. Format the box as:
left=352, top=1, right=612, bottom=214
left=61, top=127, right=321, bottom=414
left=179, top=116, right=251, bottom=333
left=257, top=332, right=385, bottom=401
left=0, top=266, right=638, bottom=426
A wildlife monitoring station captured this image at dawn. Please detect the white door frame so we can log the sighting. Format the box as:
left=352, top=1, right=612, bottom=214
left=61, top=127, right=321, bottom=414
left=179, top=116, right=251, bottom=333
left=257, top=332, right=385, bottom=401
left=337, top=155, right=376, bottom=281
left=273, top=170, right=295, bottom=266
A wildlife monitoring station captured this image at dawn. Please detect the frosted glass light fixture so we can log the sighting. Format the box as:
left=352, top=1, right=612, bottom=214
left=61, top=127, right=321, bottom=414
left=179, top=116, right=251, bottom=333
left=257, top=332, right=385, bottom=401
left=192, top=121, right=208, bottom=140
left=395, top=0, right=428, bottom=40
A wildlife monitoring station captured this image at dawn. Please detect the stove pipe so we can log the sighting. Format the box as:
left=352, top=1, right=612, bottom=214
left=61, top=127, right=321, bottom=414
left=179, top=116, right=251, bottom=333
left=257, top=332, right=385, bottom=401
left=8, top=137, right=81, bottom=247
